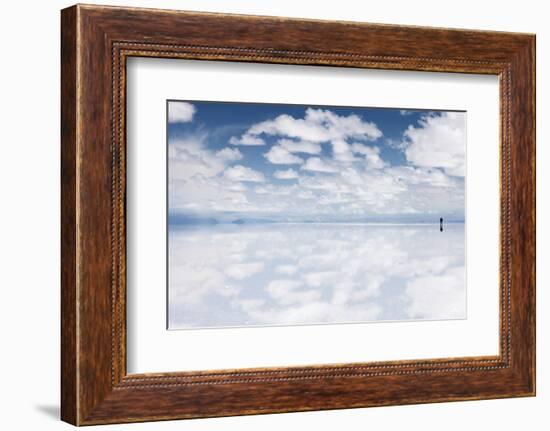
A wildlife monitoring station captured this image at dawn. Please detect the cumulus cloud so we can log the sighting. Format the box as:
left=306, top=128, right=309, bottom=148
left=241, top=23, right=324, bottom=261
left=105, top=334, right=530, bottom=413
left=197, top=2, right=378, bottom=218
left=253, top=183, right=297, bottom=196
left=266, top=280, right=322, bottom=305
left=264, top=146, right=304, bottom=165
left=168, top=101, right=196, bottom=123
left=273, top=169, right=299, bottom=180
left=168, top=133, right=259, bottom=214
left=168, top=105, right=465, bottom=222
left=167, top=104, right=467, bottom=330
left=331, top=139, right=356, bottom=162
left=224, top=165, right=265, bottom=182
left=303, top=271, right=340, bottom=287
left=350, top=144, right=385, bottom=169
left=229, top=133, right=265, bottom=146
left=275, top=264, right=299, bottom=275
left=225, top=262, right=265, bottom=280
left=169, top=134, right=227, bottom=181
left=402, top=112, right=466, bottom=177
left=237, top=108, right=382, bottom=143
left=215, top=147, right=243, bottom=161
left=405, top=267, right=466, bottom=319
left=278, top=138, right=322, bottom=154
left=169, top=223, right=465, bottom=328
left=301, top=157, right=338, bottom=173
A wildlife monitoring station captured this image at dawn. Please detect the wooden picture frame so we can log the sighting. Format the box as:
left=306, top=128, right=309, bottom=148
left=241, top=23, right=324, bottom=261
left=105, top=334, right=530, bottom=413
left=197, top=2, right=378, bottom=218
left=61, top=4, right=535, bottom=425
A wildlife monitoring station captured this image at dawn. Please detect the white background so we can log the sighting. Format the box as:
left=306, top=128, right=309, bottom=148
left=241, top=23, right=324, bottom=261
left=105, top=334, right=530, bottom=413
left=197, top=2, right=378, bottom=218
left=127, top=59, right=499, bottom=373
left=0, top=0, right=546, bottom=430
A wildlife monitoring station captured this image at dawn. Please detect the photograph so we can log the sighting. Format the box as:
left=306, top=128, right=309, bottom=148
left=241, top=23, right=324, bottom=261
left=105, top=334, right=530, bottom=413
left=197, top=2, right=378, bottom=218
left=167, top=100, right=467, bottom=329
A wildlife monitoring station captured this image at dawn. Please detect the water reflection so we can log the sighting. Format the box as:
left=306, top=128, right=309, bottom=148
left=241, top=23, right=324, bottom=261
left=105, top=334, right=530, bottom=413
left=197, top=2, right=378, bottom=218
left=168, top=223, right=465, bottom=329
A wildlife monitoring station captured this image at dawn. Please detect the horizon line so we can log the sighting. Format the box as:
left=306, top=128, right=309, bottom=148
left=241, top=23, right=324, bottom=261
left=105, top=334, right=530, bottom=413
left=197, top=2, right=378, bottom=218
left=168, top=220, right=466, bottom=225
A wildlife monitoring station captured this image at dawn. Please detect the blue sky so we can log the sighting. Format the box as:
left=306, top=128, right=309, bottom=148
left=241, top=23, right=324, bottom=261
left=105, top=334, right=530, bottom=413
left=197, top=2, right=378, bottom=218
left=167, top=100, right=466, bottom=223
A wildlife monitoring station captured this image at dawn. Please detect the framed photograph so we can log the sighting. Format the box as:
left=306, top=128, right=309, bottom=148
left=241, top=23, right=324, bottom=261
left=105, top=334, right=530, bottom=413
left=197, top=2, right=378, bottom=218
left=61, top=4, right=535, bottom=425
left=165, top=100, right=468, bottom=331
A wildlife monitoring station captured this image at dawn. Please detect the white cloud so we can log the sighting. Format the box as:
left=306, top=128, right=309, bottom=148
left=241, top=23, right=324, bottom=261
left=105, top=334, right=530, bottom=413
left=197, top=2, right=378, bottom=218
left=225, top=262, right=265, bottom=280
left=264, top=146, right=304, bottom=165
left=278, top=138, right=322, bottom=154
left=385, top=138, right=405, bottom=150
left=215, top=147, right=243, bottom=161
left=301, top=157, right=338, bottom=173
left=303, top=271, right=340, bottom=287
left=169, top=134, right=226, bottom=181
left=273, top=169, right=299, bottom=180
left=265, top=280, right=322, bottom=306
left=168, top=101, right=196, bottom=123
left=229, top=133, right=265, bottom=146
left=168, top=134, right=261, bottom=214
left=350, top=277, right=384, bottom=301
left=275, top=264, right=299, bottom=275
left=405, top=266, right=466, bottom=319
left=244, top=302, right=382, bottom=326
left=402, top=112, right=466, bottom=177
left=168, top=108, right=464, bottom=220
left=170, top=174, right=255, bottom=215
left=386, top=166, right=455, bottom=188
left=331, top=139, right=356, bottom=162
left=169, top=223, right=465, bottom=328
left=350, top=144, right=386, bottom=169
left=224, top=165, right=265, bottom=182
left=254, top=184, right=297, bottom=195
left=240, top=108, right=382, bottom=143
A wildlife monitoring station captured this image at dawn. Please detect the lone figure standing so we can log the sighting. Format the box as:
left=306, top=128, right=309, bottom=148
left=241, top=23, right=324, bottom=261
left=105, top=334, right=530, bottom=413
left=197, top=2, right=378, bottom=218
left=440, top=217, right=444, bottom=232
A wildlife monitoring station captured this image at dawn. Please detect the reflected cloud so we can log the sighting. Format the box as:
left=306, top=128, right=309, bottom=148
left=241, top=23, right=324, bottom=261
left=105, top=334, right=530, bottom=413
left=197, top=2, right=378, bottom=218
left=169, top=223, right=465, bottom=329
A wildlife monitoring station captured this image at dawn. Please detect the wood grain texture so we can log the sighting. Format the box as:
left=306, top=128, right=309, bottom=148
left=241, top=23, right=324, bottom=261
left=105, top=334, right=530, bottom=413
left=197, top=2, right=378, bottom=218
left=60, top=4, right=536, bottom=425
left=60, top=5, right=78, bottom=425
